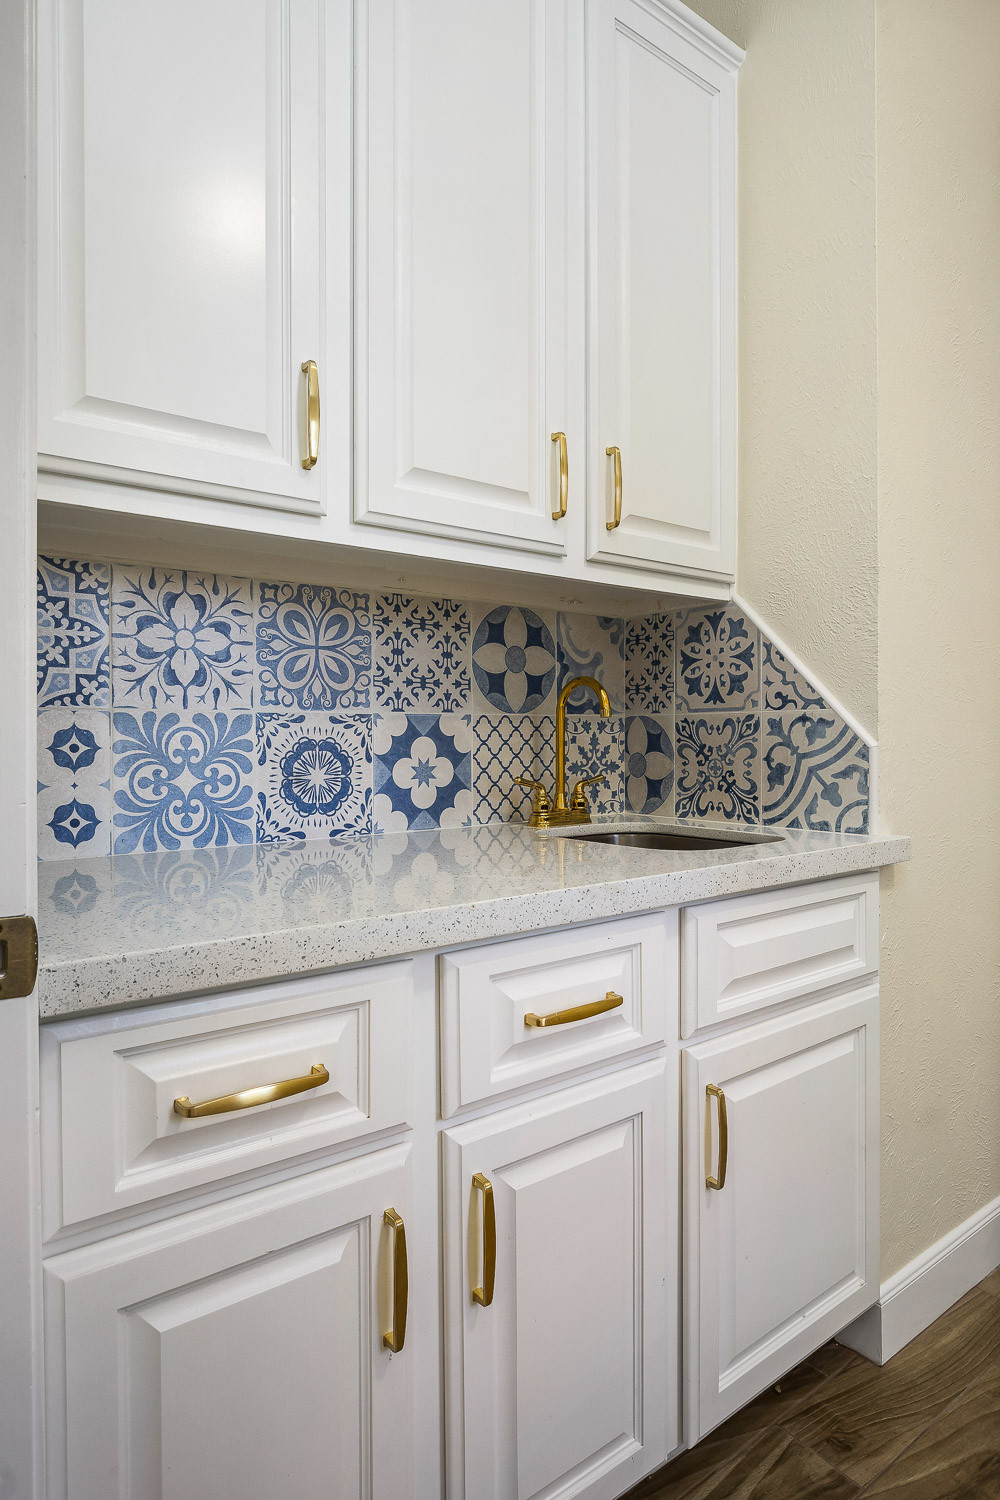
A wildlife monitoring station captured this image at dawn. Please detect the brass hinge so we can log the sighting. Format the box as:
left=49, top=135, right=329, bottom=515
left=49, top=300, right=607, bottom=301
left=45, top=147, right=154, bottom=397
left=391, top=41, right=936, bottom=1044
left=0, top=915, right=38, bottom=1000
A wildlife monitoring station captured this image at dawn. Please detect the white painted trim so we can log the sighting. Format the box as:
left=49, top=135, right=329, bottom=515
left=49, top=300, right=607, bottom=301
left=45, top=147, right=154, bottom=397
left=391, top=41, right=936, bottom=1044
left=838, top=1192, right=1000, bottom=1365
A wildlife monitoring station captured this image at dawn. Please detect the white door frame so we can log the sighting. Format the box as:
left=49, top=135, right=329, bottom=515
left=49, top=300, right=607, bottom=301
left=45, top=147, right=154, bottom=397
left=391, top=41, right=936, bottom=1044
left=0, top=0, right=43, bottom=1495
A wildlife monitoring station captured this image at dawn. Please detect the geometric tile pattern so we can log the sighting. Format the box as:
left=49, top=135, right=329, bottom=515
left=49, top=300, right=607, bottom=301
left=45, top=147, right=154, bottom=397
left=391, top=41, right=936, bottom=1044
left=36, top=556, right=111, bottom=707
left=623, top=714, right=674, bottom=816
left=676, top=603, right=759, bottom=711
left=625, top=612, right=674, bottom=713
left=37, top=708, right=112, bottom=858
left=257, top=582, right=371, bottom=711
left=763, top=711, right=870, bottom=834
left=373, top=594, right=470, bottom=712
left=373, top=711, right=473, bottom=831
left=256, top=713, right=372, bottom=845
left=470, top=605, right=557, bottom=713
left=762, top=638, right=828, bottom=713
left=556, top=613, right=624, bottom=715
left=111, top=565, right=254, bottom=710
left=675, top=711, right=761, bottom=824
left=472, top=714, right=556, bottom=824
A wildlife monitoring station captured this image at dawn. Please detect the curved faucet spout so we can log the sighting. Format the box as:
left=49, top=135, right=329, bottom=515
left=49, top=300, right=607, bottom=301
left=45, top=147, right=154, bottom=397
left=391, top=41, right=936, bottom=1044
left=554, top=675, right=611, bottom=816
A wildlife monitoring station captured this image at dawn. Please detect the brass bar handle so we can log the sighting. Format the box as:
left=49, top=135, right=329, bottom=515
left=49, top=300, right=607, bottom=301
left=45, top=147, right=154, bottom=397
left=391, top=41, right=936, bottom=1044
left=605, top=445, right=622, bottom=530
left=471, top=1173, right=496, bottom=1307
left=382, top=1208, right=408, bottom=1353
left=524, top=990, right=623, bottom=1029
left=173, top=1063, right=329, bottom=1119
left=706, top=1083, right=729, bottom=1191
left=551, top=431, right=569, bottom=519
left=301, top=359, right=320, bottom=469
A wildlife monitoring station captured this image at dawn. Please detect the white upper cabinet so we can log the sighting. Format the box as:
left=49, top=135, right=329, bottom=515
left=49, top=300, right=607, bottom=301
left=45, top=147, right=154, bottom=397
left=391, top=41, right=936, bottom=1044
left=355, top=0, right=581, bottom=554
left=37, top=0, right=344, bottom=515
left=586, top=0, right=739, bottom=577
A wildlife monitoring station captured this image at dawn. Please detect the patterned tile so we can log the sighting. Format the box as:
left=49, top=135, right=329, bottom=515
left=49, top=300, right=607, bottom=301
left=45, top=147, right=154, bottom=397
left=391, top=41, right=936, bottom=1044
left=556, top=614, right=624, bottom=715
left=470, top=605, right=557, bottom=713
left=625, top=613, right=674, bottom=713
left=763, top=711, right=869, bottom=834
left=762, top=638, right=828, bottom=713
left=111, top=564, right=253, bottom=710
left=112, top=710, right=255, bottom=853
left=37, top=709, right=112, bottom=859
left=373, top=594, right=470, bottom=712
left=372, top=712, right=473, bottom=831
left=37, top=557, right=110, bottom=707
left=256, top=581, right=370, bottom=711
left=256, top=713, right=372, bottom=843
left=675, top=712, right=761, bottom=824
left=563, top=715, right=625, bottom=817
left=676, top=604, right=759, bottom=711
left=623, top=714, right=674, bottom=815
left=472, top=714, right=556, bottom=824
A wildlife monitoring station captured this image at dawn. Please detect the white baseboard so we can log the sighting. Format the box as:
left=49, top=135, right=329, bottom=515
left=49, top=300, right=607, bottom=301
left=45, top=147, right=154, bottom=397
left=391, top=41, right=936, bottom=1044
left=839, top=1192, right=1000, bottom=1364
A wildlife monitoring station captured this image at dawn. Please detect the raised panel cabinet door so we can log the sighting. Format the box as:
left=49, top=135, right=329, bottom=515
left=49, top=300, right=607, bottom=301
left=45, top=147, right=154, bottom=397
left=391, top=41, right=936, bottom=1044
left=45, top=1145, right=413, bottom=1500
left=442, top=1058, right=675, bottom=1500
left=37, top=0, right=343, bottom=514
left=356, top=0, right=581, bottom=552
left=683, top=986, right=880, bottom=1444
left=587, top=0, right=740, bottom=577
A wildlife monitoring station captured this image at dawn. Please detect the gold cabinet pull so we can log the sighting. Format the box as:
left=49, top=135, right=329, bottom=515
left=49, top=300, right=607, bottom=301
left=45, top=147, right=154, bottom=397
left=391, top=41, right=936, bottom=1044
left=524, top=990, right=623, bottom=1029
left=301, top=359, right=320, bottom=469
left=382, top=1207, right=408, bottom=1352
left=605, top=445, right=622, bottom=530
left=173, top=1063, right=329, bottom=1118
left=551, top=431, right=569, bottom=519
left=471, top=1173, right=496, bottom=1307
left=706, top=1083, right=729, bottom=1191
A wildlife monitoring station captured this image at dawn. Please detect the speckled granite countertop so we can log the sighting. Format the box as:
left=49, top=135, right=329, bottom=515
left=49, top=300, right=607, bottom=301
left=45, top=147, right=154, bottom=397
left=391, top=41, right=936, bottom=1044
left=36, top=817, right=910, bottom=1018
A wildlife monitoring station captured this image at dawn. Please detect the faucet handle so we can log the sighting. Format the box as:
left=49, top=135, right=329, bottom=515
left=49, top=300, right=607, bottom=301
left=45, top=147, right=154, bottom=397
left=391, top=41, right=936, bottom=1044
left=514, top=776, right=553, bottom=828
left=569, top=774, right=605, bottom=814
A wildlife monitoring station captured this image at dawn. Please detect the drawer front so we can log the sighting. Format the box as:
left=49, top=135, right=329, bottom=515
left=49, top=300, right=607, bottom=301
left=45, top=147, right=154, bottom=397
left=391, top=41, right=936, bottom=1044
left=41, top=962, right=412, bottom=1235
left=681, top=874, right=879, bottom=1037
left=439, top=913, right=676, bottom=1116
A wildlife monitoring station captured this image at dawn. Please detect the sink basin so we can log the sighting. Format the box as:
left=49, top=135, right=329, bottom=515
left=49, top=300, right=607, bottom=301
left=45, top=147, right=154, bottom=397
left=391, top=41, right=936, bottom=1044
left=567, top=830, right=783, bottom=852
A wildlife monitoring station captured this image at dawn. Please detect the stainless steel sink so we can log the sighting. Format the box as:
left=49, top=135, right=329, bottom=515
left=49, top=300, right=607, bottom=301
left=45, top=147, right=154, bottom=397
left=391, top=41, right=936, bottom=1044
left=567, top=829, right=783, bottom=851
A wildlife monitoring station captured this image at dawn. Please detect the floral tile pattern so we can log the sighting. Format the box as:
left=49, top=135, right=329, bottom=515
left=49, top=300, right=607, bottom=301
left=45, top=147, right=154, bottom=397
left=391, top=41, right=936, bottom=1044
left=471, top=605, right=557, bottom=713
left=37, top=709, right=112, bottom=859
left=256, top=713, right=372, bottom=844
left=625, top=613, right=674, bottom=713
left=676, top=605, right=759, bottom=711
left=623, top=715, right=674, bottom=816
left=762, top=638, right=827, bottom=713
left=257, top=581, right=370, bottom=711
left=563, top=715, right=625, bottom=817
left=373, top=712, right=473, bottom=831
left=37, top=557, right=111, bottom=707
left=763, top=711, right=869, bottom=834
left=112, top=710, right=255, bottom=853
left=112, top=566, right=253, bottom=710
left=556, top=614, right=624, bottom=715
left=373, top=594, right=470, bottom=712
left=675, top=712, right=760, bottom=824
left=472, top=714, right=556, bottom=824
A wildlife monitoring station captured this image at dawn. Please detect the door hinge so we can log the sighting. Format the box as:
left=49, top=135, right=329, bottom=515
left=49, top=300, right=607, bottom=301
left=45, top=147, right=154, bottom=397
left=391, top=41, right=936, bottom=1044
left=0, top=915, right=38, bottom=1000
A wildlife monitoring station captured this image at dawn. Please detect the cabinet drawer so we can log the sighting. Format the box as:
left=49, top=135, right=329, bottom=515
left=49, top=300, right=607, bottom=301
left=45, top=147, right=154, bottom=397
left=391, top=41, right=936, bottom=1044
left=681, top=875, right=879, bottom=1037
left=439, top=913, right=676, bottom=1116
left=41, top=963, right=412, bottom=1235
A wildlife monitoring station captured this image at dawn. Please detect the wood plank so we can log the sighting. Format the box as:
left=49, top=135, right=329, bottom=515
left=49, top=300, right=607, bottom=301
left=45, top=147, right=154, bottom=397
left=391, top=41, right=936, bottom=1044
left=681, top=1429, right=859, bottom=1498
left=861, top=1362, right=1000, bottom=1497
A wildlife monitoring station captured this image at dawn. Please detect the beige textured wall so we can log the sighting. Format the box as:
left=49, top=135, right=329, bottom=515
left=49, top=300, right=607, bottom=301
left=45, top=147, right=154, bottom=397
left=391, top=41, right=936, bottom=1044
left=686, top=0, right=879, bottom=733
left=876, top=0, right=1000, bottom=1278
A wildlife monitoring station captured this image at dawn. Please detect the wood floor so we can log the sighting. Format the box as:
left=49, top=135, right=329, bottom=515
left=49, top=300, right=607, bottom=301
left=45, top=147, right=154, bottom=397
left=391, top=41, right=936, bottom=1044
left=624, top=1269, right=1000, bottom=1499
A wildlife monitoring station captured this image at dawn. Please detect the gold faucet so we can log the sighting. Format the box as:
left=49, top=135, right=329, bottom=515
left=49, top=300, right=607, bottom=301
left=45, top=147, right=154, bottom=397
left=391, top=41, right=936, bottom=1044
left=516, top=675, right=612, bottom=827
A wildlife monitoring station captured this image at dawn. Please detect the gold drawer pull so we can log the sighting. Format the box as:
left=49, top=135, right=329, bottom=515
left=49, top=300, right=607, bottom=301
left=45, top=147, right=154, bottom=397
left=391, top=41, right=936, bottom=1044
left=551, top=430, right=569, bottom=519
left=524, top=990, right=624, bottom=1029
left=301, top=359, right=320, bottom=469
left=383, top=1208, right=408, bottom=1353
left=471, top=1173, right=496, bottom=1307
left=173, top=1063, right=330, bottom=1118
left=605, top=445, right=622, bottom=530
left=706, top=1083, right=728, bottom=1191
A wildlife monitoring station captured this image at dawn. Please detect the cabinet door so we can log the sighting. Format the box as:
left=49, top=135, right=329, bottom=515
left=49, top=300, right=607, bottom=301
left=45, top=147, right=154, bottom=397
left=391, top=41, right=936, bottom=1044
left=45, top=1145, right=413, bottom=1500
left=356, top=0, right=580, bottom=553
left=587, top=0, right=739, bottom=577
left=683, top=987, right=879, bottom=1444
left=442, top=1058, right=674, bottom=1500
left=38, top=0, right=340, bottom=514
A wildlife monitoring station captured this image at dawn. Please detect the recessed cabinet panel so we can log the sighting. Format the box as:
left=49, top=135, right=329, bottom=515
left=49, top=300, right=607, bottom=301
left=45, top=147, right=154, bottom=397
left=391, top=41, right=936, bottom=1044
left=37, top=0, right=335, bottom=511
left=683, top=987, right=879, bottom=1444
left=356, top=0, right=579, bottom=551
left=588, top=0, right=737, bottom=576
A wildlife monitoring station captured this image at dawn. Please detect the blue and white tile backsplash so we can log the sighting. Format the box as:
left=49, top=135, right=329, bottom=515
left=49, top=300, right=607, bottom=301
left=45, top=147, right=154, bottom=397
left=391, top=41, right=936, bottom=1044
left=36, top=558, right=871, bottom=858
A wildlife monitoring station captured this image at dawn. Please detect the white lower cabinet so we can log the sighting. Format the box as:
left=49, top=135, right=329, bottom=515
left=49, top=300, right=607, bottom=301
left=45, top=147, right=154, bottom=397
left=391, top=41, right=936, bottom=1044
left=682, top=985, right=880, bottom=1444
left=441, top=1057, right=675, bottom=1500
left=44, top=1144, right=415, bottom=1500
